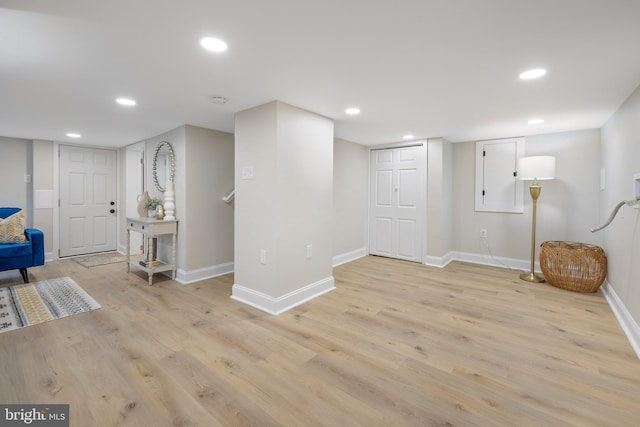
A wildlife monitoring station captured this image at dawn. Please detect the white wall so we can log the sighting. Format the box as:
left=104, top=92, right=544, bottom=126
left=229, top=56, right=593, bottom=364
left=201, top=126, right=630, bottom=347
left=233, top=101, right=334, bottom=314
left=332, top=138, right=368, bottom=264
left=0, top=137, right=55, bottom=256
left=452, top=129, right=602, bottom=268
left=123, top=125, right=234, bottom=283
left=183, top=125, right=234, bottom=277
left=426, top=138, right=454, bottom=263
left=600, top=83, right=640, bottom=337
left=234, top=102, right=278, bottom=295
left=32, top=140, right=54, bottom=255
left=0, top=137, right=29, bottom=213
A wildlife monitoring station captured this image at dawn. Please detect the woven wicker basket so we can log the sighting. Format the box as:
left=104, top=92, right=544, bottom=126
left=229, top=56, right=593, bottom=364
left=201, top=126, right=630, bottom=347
left=539, top=241, right=607, bottom=292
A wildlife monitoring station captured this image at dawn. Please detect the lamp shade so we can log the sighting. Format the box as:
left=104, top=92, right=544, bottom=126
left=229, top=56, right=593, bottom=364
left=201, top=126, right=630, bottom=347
left=518, top=156, right=556, bottom=181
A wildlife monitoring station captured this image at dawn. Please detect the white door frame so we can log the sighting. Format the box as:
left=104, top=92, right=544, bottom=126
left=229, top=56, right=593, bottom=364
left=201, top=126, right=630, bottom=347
left=368, top=141, right=427, bottom=263
left=125, top=142, right=145, bottom=254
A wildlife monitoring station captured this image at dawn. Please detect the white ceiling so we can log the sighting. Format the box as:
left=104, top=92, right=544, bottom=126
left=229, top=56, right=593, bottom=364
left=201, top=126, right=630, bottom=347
left=1, top=0, right=640, bottom=148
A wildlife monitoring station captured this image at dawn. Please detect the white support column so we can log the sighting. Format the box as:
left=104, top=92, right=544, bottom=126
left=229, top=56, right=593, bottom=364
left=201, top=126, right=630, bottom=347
left=232, top=101, right=335, bottom=314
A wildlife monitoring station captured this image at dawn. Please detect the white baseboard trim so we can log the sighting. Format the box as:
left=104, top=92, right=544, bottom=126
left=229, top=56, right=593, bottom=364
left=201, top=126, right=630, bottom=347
left=333, top=248, right=367, bottom=267
left=424, top=251, right=455, bottom=268
left=175, top=262, right=234, bottom=285
left=231, top=276, right=336, bottom=315
left=446, top=251, right=539, bottom=273
left=600, top=280, right=640, bottom=359
left=45, top=251, right=56, bottom=262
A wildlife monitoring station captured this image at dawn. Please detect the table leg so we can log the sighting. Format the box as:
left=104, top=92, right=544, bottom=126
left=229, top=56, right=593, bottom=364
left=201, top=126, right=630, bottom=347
left=148, top=236, right=154, bottom=286
left=171, top=232, right=177, bottom=280
left=126, top=229, right=130, bottom=272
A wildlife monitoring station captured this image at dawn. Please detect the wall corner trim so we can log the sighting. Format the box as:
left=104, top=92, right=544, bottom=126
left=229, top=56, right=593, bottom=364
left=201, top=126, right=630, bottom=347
left=424, top=252, right=455, bottom=268
left=600, top=280, right=640, bottom=360
left=448, top=251, right=538, bottom=273
left=175, top=262, right=234, bottom=285
left=333, top=248, right=367, bottom=267
left=231, top=276, right=336, bottom=315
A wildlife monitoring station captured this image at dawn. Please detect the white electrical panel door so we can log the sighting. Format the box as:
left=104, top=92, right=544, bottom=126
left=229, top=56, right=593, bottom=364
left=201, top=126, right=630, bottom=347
left=475, top=137, right=524, bottom=213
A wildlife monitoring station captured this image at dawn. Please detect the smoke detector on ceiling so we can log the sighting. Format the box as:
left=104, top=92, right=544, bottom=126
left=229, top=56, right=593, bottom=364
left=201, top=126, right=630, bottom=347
left=209, top=96, right=228, bottom=105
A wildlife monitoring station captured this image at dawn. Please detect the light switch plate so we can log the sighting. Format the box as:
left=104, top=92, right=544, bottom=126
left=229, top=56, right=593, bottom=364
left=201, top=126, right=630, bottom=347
left=242, top=166, right=254, bottom=180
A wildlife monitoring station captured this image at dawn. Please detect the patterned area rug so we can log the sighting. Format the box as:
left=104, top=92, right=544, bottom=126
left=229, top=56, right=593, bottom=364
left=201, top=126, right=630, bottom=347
left=0, top=277, right=101, bottom=333
left=73, top=251, right=127, bottom=267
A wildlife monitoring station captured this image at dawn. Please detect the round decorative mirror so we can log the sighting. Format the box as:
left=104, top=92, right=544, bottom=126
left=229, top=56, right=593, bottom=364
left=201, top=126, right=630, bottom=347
left=152, top=141, right=175, bottom=192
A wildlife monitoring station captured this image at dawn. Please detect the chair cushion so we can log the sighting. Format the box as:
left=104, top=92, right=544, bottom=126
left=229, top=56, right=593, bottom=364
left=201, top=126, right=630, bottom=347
left=0, top=241, right=32, bottom=258
left=0, top=210, right=27, bottom=244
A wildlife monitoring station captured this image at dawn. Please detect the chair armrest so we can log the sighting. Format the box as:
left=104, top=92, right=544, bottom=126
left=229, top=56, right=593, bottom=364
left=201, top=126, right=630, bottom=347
left=24, top=228, right=45, bottom=266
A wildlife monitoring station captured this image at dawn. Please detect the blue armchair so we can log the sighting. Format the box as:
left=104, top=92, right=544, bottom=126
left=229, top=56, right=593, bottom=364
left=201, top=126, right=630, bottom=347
left=0, top=207, right=44, bottom=283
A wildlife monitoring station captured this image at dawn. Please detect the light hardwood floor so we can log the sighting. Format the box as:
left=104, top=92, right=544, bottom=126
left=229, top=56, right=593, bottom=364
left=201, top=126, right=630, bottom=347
left=1, top=255, right=639, bottom=426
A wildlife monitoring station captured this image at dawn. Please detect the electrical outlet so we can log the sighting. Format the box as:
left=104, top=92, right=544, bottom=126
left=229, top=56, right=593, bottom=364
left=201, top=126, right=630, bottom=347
left=480, top=228, right=487, bottom=238
left=306, top=244, right=313, bottom=259
left=260, top=249, right=267, bottom=265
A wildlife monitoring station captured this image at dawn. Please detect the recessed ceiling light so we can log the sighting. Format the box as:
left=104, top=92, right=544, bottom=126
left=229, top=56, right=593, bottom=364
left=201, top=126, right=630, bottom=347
left=403, top=134, right=414, bottom=140
left=528, top=118, right=544, bottom=124
left=519, top=68, right=547, bottom=80
left=200, top=37, right=228, bottom=52
left=345, top=107, right=360, bottom=115
left=116, top=97, right=136, bottom=106
left=66, top=132, right=81, bottom=138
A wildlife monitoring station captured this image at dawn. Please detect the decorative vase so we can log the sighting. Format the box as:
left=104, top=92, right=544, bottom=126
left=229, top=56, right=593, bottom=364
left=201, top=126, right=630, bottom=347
left=137, top=191, right=150, bottom=217
left=163, top=179, right=176, bottom=220
left=155, top=204, right=165, bottom=220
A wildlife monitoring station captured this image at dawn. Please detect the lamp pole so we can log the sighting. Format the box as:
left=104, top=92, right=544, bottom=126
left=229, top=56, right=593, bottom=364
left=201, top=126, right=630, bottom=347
left=520, top=179, right=545, bottom=282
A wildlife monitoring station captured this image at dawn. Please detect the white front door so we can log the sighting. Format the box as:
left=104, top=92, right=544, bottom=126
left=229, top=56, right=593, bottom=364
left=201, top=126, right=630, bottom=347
left=369, top=145, right=424, bottom=262
left=59, top=145, right=117, bottom=257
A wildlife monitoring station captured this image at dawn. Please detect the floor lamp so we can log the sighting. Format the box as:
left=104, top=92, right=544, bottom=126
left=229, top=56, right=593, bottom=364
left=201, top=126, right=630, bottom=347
left=518, top=156, right=556, bottom=282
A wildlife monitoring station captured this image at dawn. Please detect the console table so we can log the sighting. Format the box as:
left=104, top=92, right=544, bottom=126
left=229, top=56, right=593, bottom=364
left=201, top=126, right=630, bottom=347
left=126, top=217, right=177, bottom=285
